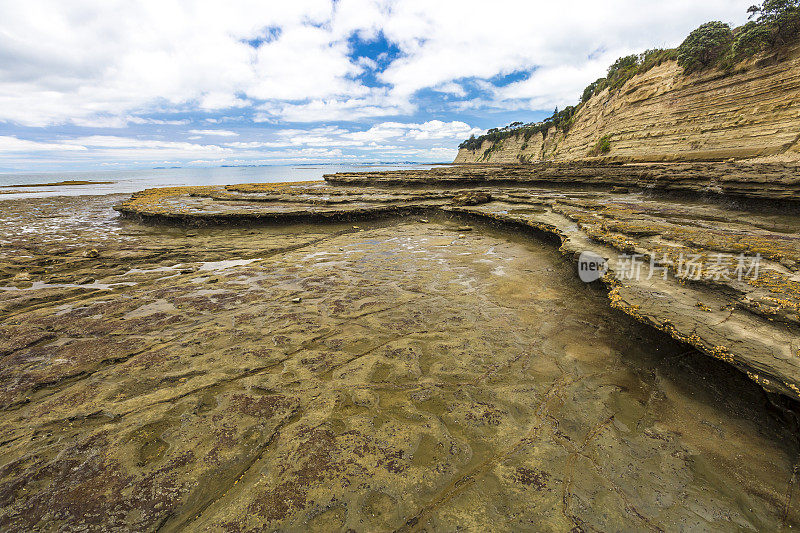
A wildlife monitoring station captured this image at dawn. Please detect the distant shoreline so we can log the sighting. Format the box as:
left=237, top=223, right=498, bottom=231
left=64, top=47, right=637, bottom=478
left=3, top=179, right=116, bottom=188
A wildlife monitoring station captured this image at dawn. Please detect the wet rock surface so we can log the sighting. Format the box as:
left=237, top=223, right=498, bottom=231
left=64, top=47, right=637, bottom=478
left=1, top=188, right=799, bottom=530
left=116, top=173, right=800, bottom=404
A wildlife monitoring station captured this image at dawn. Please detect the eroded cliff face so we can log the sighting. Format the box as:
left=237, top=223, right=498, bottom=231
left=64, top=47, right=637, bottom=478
left=455, top=44, right=800, bottom=163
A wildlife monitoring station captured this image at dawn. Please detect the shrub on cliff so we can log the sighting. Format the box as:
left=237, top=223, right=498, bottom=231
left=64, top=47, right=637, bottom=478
left=638, top=48, right=679, bottom=70
left=677, top=22, right=734, bottom=73
left=580, top=49, right=677, bottom=103
left=732, top=21, right=773, bottom=57
left=606, top=55, right=639, bottom=90
left=590, top=135, right=612, bottom=156
left=458, top=106, right=578, bottom=152
left=460, top=134, right=481, bottom=151
left=581, top=78, right=606, bottom=102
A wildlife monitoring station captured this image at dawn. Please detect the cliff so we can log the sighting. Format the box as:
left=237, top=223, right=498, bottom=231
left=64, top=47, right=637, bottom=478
left=454, top=44, right=800, bottom=163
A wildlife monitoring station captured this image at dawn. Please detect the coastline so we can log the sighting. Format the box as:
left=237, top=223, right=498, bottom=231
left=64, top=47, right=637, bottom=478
left=1, top=168, right=798, bottom=530
left=4, top=1, right=800, bottom=529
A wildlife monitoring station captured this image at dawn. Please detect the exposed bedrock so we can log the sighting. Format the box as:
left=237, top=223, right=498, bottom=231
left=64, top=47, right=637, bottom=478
left=327, top=161, right=800, bottom=201
left=113, top=177, right=800, bottom=409
left=2, top=193, right=799, bottom=530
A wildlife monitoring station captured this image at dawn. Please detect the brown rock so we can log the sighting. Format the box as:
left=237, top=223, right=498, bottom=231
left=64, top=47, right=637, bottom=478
left=451, top=191, right=492, bottom=206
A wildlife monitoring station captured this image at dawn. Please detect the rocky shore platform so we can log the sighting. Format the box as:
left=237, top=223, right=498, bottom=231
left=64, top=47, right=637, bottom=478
left=1, top=162, right=799, bottom=530
left=116, top=164, right=800, bottom=404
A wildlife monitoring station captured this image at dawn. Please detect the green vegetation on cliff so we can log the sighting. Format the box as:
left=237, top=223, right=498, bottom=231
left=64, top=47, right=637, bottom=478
left=580, top=48, right=678, bottom=104
left=591, top=134, right=613, bottom=155
left=458, top=106, right=577, bottom=152
left=677, top=22, right=734, bottom=73
left=459, top=0, right=800, bottom=154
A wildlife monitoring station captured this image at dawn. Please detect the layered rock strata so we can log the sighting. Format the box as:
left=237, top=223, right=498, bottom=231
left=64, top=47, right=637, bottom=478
left=113, top=176, right=800, bottom=406
left=1, top=191, right=798, bottom=530
left=328, top=161, right=800, bottom=201
left=454, top=44, right=800, bottom=163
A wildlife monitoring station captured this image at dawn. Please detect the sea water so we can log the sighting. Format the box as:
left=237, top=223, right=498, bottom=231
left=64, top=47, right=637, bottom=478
left=0, top=163, right=442, bottom=200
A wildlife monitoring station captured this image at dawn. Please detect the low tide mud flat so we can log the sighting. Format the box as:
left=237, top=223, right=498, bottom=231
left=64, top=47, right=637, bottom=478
left=1, top=185, right=799, bottom=530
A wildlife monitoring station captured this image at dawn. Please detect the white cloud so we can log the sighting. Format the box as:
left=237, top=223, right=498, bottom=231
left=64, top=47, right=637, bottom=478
left=0, top=136, right=88, bottom=153
left=0, top=0, right=756, bottom=168
left=188, top=129, right=240, bottom=137
left=431, top=82, right=467, bottom=98
left=256, top=90, right=414, bottom=123
left=0, top=1, right=754, bottom=128
left=345, top=120, right=481, bottom=142
left=129, top=117, right=191, bottom=126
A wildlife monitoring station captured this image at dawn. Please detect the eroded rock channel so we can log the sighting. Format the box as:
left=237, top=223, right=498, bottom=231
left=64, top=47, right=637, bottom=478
left=2, top=178, right=799, bottom=529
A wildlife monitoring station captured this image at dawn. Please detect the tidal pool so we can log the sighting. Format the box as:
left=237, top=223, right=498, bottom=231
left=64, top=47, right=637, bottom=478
left=0, top=195, right=797, bottom=531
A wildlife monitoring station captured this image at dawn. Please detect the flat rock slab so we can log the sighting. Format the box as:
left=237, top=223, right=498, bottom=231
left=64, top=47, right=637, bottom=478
left=114, top=176, right=800, bottom=405
left=1, top=194, right=798, bottom=530
left=327, top=161, right=800, bottom=200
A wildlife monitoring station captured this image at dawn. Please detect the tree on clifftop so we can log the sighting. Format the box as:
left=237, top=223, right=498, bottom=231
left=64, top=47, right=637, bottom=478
left=607, top=55, right=638, bottom=79
left=677, top=22, right=734, bottom=73
left=748, top=0, right=800, bottom=45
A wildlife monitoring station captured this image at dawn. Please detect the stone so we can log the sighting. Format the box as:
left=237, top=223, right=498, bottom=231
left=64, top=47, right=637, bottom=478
left=1, top=174, right=797, bottom=531
left=111, top=165, right=800, bottom=404
left=451, top=191, right=492, bottom=206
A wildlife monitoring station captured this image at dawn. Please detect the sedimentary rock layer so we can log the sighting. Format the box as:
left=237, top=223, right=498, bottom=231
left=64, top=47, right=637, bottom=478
left=114, top=177, right=800, bottom=406
left=454, top=44, right=800, bottom=163
left=327, top=161, right=800, bottom=201
left=2, top=193, right=798, bottom=530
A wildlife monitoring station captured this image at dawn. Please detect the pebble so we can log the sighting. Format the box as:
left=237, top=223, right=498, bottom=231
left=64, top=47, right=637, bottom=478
left=291, top=297, right=302, bottom=303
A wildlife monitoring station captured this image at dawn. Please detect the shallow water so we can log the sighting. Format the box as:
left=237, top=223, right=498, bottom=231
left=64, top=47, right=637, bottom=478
left=0, top=194, right=797, bottom=530
left=0, top=163, right=441, bottom=200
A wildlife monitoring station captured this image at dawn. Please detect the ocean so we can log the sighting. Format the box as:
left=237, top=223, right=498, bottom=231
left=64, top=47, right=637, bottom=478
left=0, top=163, right=441, bottom=200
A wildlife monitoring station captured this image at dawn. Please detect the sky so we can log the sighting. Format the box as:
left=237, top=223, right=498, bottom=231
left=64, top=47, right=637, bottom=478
left=0, top=0, right=753, bottom=172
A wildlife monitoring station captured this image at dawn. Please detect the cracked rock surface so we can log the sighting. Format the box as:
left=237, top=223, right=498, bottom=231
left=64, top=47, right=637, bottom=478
left=1, top=185, right=799, bottom=530
left=116, top=172, right=800, bottom=404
